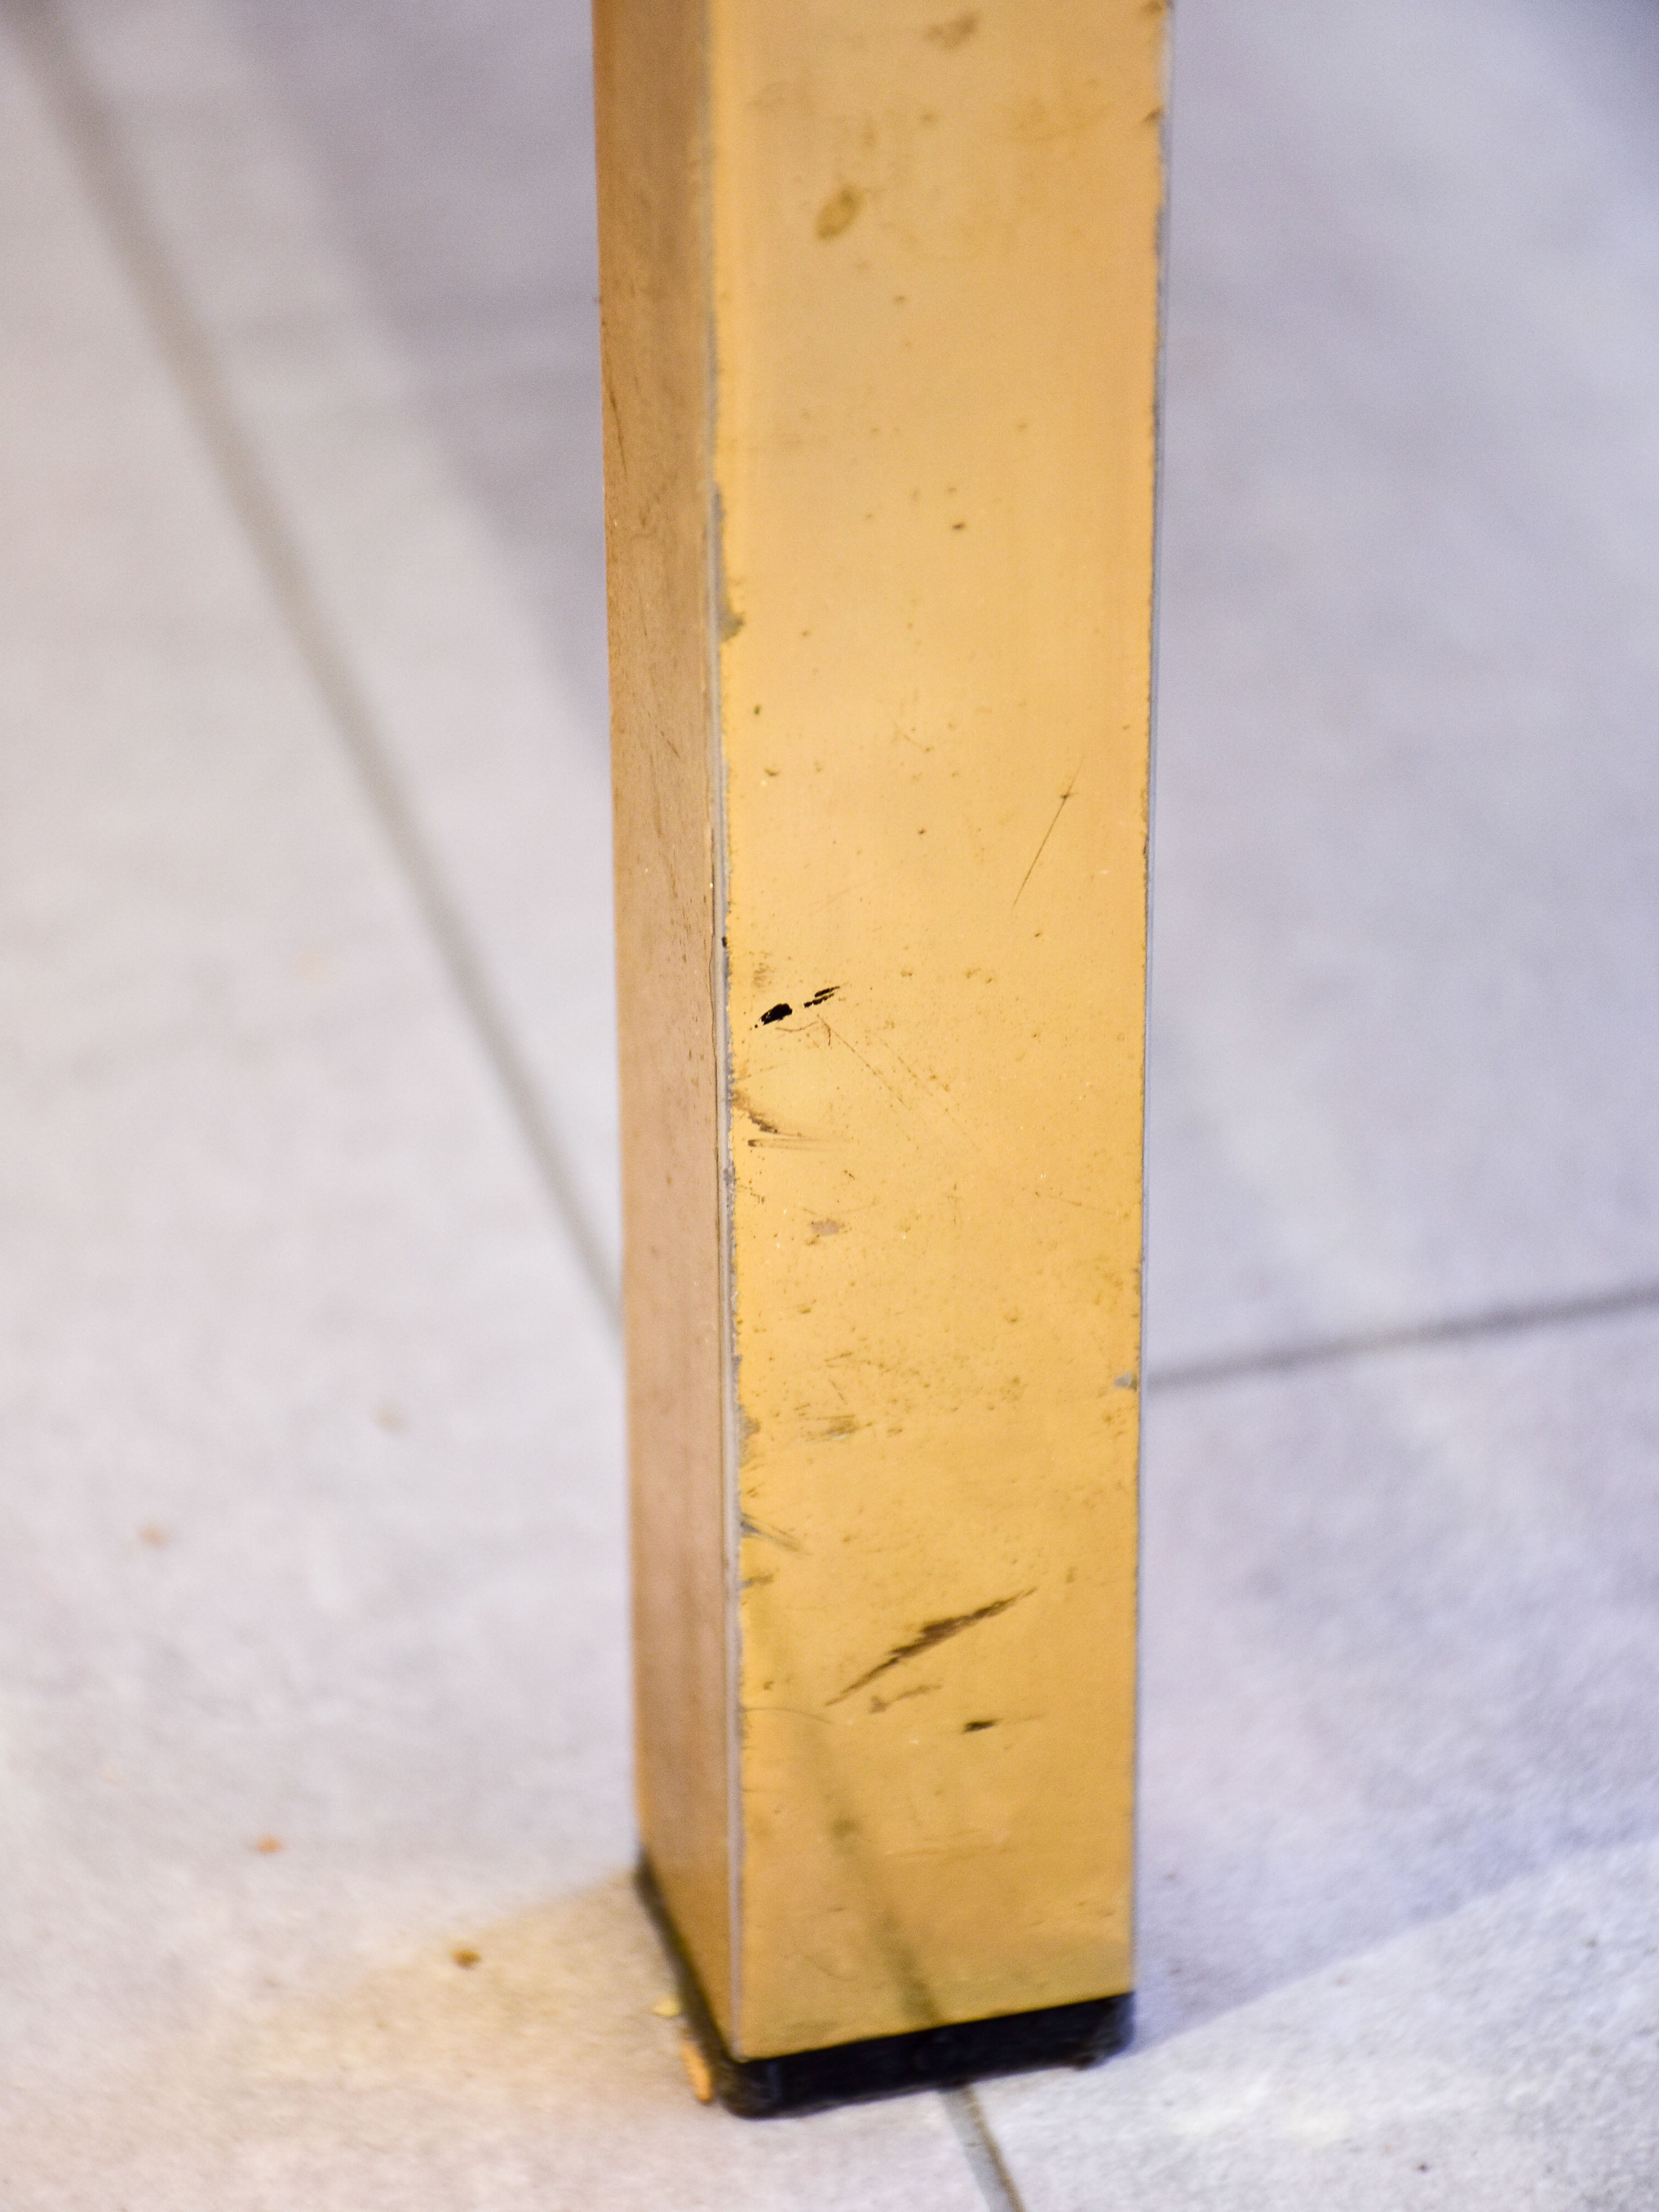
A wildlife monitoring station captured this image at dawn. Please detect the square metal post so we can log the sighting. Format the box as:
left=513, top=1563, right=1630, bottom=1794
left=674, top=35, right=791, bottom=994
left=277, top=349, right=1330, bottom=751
left=594, top=0, right=1164, bottom=2112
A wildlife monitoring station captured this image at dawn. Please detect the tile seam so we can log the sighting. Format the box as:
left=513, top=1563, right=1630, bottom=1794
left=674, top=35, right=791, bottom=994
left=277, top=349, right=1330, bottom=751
left=1147, top=1276, right=1659, bottom=1394
left=942, top=2085, right=1029, bottom=2212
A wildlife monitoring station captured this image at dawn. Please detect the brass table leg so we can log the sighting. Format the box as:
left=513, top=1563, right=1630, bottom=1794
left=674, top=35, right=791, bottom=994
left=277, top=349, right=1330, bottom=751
left=595, top=0, right=1164, bottom=2112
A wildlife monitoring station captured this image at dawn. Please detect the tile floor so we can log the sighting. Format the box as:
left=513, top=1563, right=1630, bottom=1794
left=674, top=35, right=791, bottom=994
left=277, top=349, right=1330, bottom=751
left=1, top=0, right=1656, bottom=2203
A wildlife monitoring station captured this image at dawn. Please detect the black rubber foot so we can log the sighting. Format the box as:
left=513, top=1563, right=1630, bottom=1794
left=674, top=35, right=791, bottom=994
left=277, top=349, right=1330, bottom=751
left=635, top=1859, right=1133, bottom=2119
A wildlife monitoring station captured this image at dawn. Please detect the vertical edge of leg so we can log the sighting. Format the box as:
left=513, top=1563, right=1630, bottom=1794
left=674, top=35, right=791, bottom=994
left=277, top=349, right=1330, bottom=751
left=594, top=0, right=738, bottom=2040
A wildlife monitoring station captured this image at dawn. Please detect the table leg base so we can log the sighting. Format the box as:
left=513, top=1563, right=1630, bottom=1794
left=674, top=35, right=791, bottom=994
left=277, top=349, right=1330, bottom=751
left=635, top=1860, right=1134, bottom=2119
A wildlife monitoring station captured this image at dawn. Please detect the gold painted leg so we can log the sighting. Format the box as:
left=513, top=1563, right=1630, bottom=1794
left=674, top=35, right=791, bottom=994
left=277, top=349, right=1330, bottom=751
left=594, top=0, right=1164, bottom=2104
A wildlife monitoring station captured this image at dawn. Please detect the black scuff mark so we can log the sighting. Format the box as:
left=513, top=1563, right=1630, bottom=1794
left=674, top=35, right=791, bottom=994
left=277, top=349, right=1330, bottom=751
left=869, top=1681, right=939, bottom=1715
left=740, top=1514, right=802, bottom=1552
left=926, top=12, right=980, bottom=51
left=806, top=985, right=838, bottom=1006
left=732, top=1086, right=780, bottom=1134
left=760, top=1003, right=792, bottom=1025
left=828, top=1590, right=1032, bottom=1707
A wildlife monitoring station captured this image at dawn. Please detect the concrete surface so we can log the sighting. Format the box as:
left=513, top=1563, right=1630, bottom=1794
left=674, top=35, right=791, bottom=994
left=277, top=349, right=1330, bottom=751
left=1, top=0, right=1656, bottom=2203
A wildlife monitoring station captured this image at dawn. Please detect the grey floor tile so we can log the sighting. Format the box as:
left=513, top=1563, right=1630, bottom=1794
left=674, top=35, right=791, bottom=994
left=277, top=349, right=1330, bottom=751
left=984, top=1310, right=1659, bottom=2201
left=6, top=1873, right=985, bottom=2211
left=218, top=0, right=609, bottom=735
left=1146, top=0, right=1659, bottom=1366
left=0, top=16, right=980, bottom=2204
left=982, top=1839, right=1659, bottom=2210
left=1138, top=1321, right=1659, bottom=2044
left=48, top=0, right=622, bottom=1303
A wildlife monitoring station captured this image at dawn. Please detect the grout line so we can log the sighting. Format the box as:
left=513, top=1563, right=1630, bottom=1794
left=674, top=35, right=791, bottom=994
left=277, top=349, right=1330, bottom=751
left=9, top=0, right=622, bottom=1334
left=1146, top=1276, right=1659, bottom=1394
left=943, top=2086, right=1029, bottom=2212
